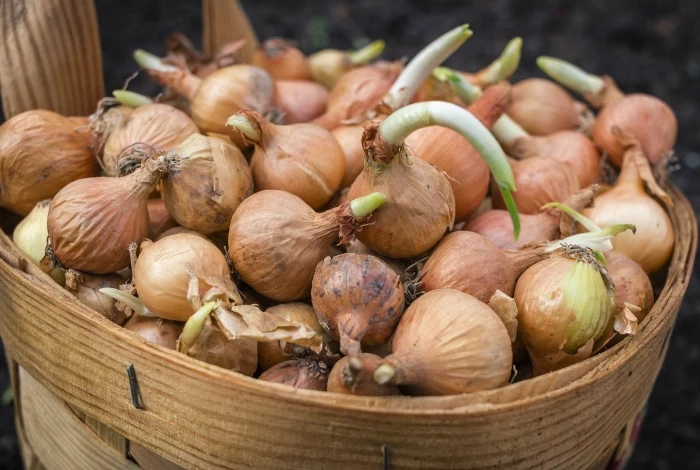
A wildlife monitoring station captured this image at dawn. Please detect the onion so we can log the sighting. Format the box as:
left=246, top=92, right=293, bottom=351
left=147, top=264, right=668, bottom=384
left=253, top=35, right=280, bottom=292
left=47, top=157, right=167, bottom=274
left=252, top=38, right=311, bottom=81
left=411, top=76, right=464, bottom=105
left=583, top=130, right=674, bottom=274
left=507, top=78, right=582, bottom=135
left=64, top=270, right=126, bottom=325
left=605, top=251, right=654, bottom=323
left=273, top=80, right=328, bottom=124
left=457, top=37, right=523, bottom=88
left=311, top=254, right=404, bottom=356
left=0, top=110, right=98, bottom=216
left=163, top=32, right=244, bottom=78
left=226, top=111, right=344, bottom=209
left=160, top=134, right=253, bottom=233
left=349, top=101, right=518, bottom=258
left=419, top=231, right=546, bottom=302
left=372, top=289, right=512, bottom=395
left=492, top=157, right=579, bottom=215
left=89, top=91, right=153, bottom=157
left=332, top=125, right=365, bottom=188
left=124, top=315, right=183, bottom=350
left=134, top=233, right=237, bottom=321
left=147, top=198, right=177, bottom=240
left=327, top=353, right=399, bottom=396
left=102, top=103, right=198, bottom=176
left=259, top=357, right=330, bottom=391
left=228, top=190, right=386, bottom=302
left=12, top=200, right=51, bottom=265
left=538, top=57, right=677, bottom=166
left=309, top=40, right=386, bottom=89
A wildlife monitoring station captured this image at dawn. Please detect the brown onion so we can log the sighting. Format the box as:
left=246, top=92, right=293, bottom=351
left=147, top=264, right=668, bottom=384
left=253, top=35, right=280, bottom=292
left=64, top=270, right=126, bottom=325
left=227, top=111, right=344, bottom=209
left=134, top=233, right=235, bottom=321
left=160, top=134, right=253, bottom=233
left=0, top=110, right=98, bottom=216
left=507, top=78, right=582, bottom=135
left=308, top=40, right=386, bottom=89
left=228, top=190, right=386, bottom=302
left=102, top=103, right=198, bottom=176
left=252, top=38, right=311, bottom=81
left=48, top=157, right=167, bottom=274
left=124, top=314, right=183, bottom=350
left=312, top=254, right=404, bottom=356
left=327, top=353, right=399, bottom=396
left=274, top=80, right=328, bottom=124
left=147, top=198, right=177, bottom=240
left=411, top=76, right=464, bottom=105
left=259, top=358, right=329, bottom=391
left=492, top=157, right=579, bottom=215
left=605, top=251, right=654, bottom=323
left=332, top=125, right=365, bottom=188
left=373, top=289, right=512, bottom=395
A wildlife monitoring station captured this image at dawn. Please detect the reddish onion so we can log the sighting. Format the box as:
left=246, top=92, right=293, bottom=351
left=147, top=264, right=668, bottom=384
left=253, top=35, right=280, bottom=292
left=507, top=78, right=582, bottom=135
left=259, top=358, right=330, bottom=391
left=124, top=315, right=183, bottom=350
left=327, top=353, right=399, bottom=396
left=274, top=80, right=328, bottom=124
left=252, top=38, right=311, bottom=81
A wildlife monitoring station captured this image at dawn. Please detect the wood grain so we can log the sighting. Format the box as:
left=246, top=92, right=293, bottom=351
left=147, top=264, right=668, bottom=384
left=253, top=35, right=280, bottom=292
left=70, top=406, right=129, bottom=458
left=202, top=0, right=259, bottom=63
left=0, top=0, right=104, bottom=118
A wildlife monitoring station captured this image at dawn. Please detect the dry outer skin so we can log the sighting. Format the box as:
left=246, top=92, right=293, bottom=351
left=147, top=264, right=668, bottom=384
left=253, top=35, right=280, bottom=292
left=259, top=358, right=329, bottom=391
left=465, top=210, right=560, bottom=250
left=311, top=254, right=404, bottom=355
left=332, top=125, right=365, bottom=188
left=327, top=353, right=399, bottom=396
left=183, top=315, right=257, bottom=376
left=0, top=110, right=97, bottom=216
left=507, top=78, right=580, bottom=135
left=419, top=231, right=518, bottom=302
left=161, top=134, right=252, bottom=233
left=252, top=39, right=312, bottom=81
left=605, top=251, right=654, bottom=321
left=228, top=190, right=340, bottom=302
left=146, top=198, right=178, bottom=240
left=124, top=315, right=183, bottom=350
left=65, top=270, right=126, bottom=325
left=386, top=289, right=512, bottom=395
left=273, top=80, right=328, bottom=124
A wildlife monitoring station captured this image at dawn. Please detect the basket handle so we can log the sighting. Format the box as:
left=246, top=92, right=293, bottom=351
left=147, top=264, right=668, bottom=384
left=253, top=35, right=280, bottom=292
left=0, top=0, right=104, bottom=119
left=202, top=0, right=259, bottom=63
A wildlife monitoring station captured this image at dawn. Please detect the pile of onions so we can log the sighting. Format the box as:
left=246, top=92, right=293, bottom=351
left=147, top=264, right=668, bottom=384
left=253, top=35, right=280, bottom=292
left=506, top=78, right=585, bottom=135
left=309, top=40, right=386, bottom=89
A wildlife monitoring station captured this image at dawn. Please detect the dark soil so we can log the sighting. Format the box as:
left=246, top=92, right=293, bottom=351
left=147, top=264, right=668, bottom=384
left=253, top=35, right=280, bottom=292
left=1, top=0, right=699, bottom=469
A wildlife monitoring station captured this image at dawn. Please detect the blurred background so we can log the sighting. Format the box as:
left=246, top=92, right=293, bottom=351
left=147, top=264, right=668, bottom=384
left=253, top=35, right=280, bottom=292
left=1, top=0, right=698, bottom=468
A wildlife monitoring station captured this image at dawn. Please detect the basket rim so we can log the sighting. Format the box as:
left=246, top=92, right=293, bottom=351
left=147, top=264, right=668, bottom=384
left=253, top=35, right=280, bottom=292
left=0, top=184, right=695, bottom=416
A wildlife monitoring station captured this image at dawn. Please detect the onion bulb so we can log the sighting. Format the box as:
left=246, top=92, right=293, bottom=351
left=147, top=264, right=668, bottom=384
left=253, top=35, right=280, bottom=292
left=309, top=40, right=386, bottom=89
left=507, top=78, right=582, bottom=135
left=312, top=254, right=404, bottom=356
left=327, top=353, right=399, bottom=396
left=124, top=314, right=183, bottom=350
left=252, top=38, right=311, bottom=81
left=160, top=134, right=253, bottom=233
left=273, top=80, right=328, bottom=124
left=583, top=130, right=674, bottom=274
left=332, top=125, right=366, bottom=188
left=349, top=101, right=518, bottom=258
left=64, top=270, right=126, bottom=325
left=0, top=110, right=98, bottom=216
left=228, top=190, right=387, bottom=302
left=133, top=233, right=238, bottom=321
left=372, top=289, right=512, bottom=395
left=259, top=358, right=330, bottom=391
left=47, top=157, right=167, bottom=274
left=146, top=198, right=177, bottom=240
left=12, top=200, right=51, bottom=265
left=538, top=57, right=677, bottom=166
left=227, top=111, right=344, bottom=209
left=102, top=103, right=198, bottom=176
left=605, top=251, right=654, bottom=323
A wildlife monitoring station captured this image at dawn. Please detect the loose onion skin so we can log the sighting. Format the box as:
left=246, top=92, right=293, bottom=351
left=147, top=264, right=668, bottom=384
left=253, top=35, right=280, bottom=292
left=592, top=94, right=677, bottom=166
left=65, top=270, right=126, bottom=325
left=274, top=80, right=328, bottom=124
left=102, top=104, right=198, bottom=176
left=252, top=38, right=312, bottom=81
left=124, top=315, right=183, bottom=350
left=311, top=254, right=404, bottom=356
left=228, top=111, right=344, bottom=210
left=492, top=157, right=579, bottom=215
left=160, top=134, right=253, bottom=234
left=134, top=233, right=233, bottom=321
left=312, top=61, right=403, bottom=130
left=327, top=353, right=399, bottom=396
left=0, top=110, right=98, bottom=216
left=605, top=251, right=654, bottom=322
left=465, top=210, right=559, bottom=250
left=376, top=289, right=512, bottom=396
left=259, top=358, right=329, bottom=391
left=147, top=198, right=177, bottom=240
left=332, top=125, right=365, bottom=188
left=48, top=157, right=167, bottom=274
left=507, top=79, right=581, bottom=135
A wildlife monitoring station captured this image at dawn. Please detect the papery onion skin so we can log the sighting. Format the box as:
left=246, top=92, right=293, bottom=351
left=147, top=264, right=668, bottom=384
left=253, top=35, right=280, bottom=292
left=384, top=289, right=512, bottom=396
left=0, top=110, right=98, bottom=216
left=492, top=157, right=579, bottom=215
left=12, top=200, right=52, bottom=265
left=124, top=315, right=183, bottom=350
left=311, top=254, right=404, bottom=355
left=102, top=104, right=198, bottom=176
left=419, top=231, right=517, bottom=302
left=259, top=358, right=329, bottom=391
left=605, top=251, right=654, bottom=322
left=592, top=94, right=677, bottom=166
left=147, top=198, right=177, bottom=240
left=252, top=38, right=312, bottom=81
left=274, top=80, right=328, bottom=124
left=332, top=125, right=366, bottom=188
left=65, top=271, right=126, bottom=325
left=160, top=134, right=253, bottom=233
left=465, top=210, right=559, bottom=250
left=134, top=233, right=232, bottom=321
left=327, top=353, right=399, bottom=396
left=508, top=79, right=580, bottom=135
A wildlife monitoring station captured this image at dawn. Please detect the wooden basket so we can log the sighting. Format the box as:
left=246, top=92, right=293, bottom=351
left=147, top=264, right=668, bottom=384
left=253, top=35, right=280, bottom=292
left=0, top=1, right=697, bottom=469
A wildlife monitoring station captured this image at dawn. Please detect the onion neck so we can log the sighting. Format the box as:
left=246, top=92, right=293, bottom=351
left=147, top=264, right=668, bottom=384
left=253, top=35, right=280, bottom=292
left=613, top=128, right=671, bottom=205
left=374, top=354, right=413, bottom=387
left=178, top=302, right=218, bottom=353
left=323, top=192, right=387, bottom=244
left=469, top=37, right=522, bottom=87
left=347, top=40, right=386, bottom=65
left=133, top=49, right=202, bottom=100
left=492, top=114, right=530, bottom=150
left=383, top=24, right=472, bottom=111
left=131, top=156, right=169, bottom=198
left=504, top=246, right=548, bottom=276
left=226, top=111, right=265, bottom=146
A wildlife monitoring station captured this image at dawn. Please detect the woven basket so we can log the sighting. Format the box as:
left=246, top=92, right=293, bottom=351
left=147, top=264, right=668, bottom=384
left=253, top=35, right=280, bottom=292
left=0, top=1, right=697, bottom=469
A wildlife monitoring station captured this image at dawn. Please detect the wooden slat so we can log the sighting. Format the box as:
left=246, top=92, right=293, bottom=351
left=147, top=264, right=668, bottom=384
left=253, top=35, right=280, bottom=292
left=70, top=406, right=129, bottom=458
left=202, top=0, right=258, bottom=63
left=0, top=186, right=695, bottom=469
left=0, top=0, right=104, bottom=118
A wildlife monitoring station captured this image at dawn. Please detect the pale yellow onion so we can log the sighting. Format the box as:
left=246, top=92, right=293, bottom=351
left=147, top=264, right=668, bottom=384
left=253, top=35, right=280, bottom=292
left=12, top=200, right=51, bottom=265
